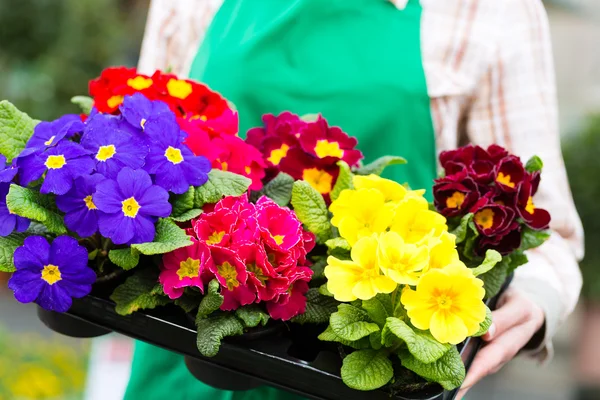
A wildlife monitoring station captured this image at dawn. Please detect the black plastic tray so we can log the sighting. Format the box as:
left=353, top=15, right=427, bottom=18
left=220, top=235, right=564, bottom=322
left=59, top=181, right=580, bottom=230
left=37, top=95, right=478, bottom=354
left=37, top=277, right=511, bottom=400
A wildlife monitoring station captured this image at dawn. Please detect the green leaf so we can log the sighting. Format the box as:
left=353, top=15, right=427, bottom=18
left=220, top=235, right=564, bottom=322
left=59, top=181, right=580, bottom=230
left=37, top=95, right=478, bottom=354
left=170, top=209, right=202, bottom=222
left=362, top=294, right=393, bottom=328
left=260, top=172, right=294, bottom=206
left=235, top=305, right=270, bottom=328
left=450, top=214, right=474, bottom=244
left=196, top=280, right=224, bottom=322
left=196, top=315, right=244, bottom=357
left=470, top=250, right=502, bottom=277
left=330, top=304, right=380, bottom=341
left=525, top=155, right=544, bottom=173
left=0, top=233, right=27, bottom=272
left=300, top=113, right=320, bottom=122
left=356, top=156, right=407, bottom=176
left=194, top=169, right=251, bottom=207
left=6, top=185, right=66, bottom=234
left=341, top=349, right=394, bottom=391
left=319, top=283, right=334, bottom=297
left=399, top=346, right=465, bottom=390
left=473, top=306, right=493, bottom=337
left=462, top=220, right=481, bottom=260
left=325, top=237, right=351, bottom=258
left=318, top=326, right=371, bottom=349
left=291, top=288, right=339, bottom=324
left=520, top=227, right=550, bottom=251
left=369, top=331, right=383, bottom=350
left=110, top=269, right=169, bottom=315
left=0, top=101, right=38, bottom=162
left=71, top=96, right=93, bottom=115
left=383, top=318, right=451, bottom=363
left=507, top=251, right=528, bottom=274
left=331, top=161, right=353, bottom=201
left=291, top=181, right=332, bottom=244
left=171, top=187, right=195, bottom=217
left=310, top=257, right=327, bottom=280
left=174, top=291, right=202, bottom=313
left=108, top=248, right=140, bottom=270
left=132, top=218, right=192, bottom=255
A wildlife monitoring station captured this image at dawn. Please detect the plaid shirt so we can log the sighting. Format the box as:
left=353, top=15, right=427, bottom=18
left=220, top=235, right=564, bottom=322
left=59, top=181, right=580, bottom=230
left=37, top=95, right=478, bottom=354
left=138, top=0, right=584, bottom=361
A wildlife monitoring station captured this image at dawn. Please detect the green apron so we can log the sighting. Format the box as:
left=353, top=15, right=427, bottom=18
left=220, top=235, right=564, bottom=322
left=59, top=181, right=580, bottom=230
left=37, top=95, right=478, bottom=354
left=125, top=0, right=436, bottom=399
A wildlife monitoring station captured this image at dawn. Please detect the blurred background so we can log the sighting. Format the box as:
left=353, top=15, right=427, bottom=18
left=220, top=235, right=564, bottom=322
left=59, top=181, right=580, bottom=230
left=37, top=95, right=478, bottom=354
left=0, top=0, right=599, bottom=399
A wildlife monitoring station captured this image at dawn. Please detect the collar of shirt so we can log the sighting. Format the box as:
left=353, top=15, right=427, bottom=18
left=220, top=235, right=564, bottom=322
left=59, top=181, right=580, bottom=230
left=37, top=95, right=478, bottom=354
left=390, top=0, right=409, bottom=10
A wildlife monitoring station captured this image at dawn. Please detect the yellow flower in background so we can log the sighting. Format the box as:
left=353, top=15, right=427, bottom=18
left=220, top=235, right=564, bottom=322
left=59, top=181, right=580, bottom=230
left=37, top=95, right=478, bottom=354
left=377, top=231, right=429, bottom=285
left=390, top=197, right=448, bottom=244
left=353, top=174, right=408, bottom=202
left=427, top=231, right=460, bottom=270
left=325, top=235, right=397, bottom=301
left=401, top=263, right=486, bottom=344
left=330, top=188, right=394, bottom=245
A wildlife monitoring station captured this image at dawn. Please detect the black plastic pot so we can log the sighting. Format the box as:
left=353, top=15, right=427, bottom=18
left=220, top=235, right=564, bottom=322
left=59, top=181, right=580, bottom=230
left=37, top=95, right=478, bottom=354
left=37, top=306, right=112, bottom=338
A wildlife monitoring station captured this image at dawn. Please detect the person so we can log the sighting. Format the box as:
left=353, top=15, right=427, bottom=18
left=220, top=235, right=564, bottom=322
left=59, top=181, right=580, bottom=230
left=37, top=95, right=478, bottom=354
left=126, top=1, right=584, bottom=399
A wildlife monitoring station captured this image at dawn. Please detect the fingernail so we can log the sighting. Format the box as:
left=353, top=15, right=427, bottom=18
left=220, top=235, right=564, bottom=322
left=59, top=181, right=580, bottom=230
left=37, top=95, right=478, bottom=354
left=485, top=323, right=496, bottom=340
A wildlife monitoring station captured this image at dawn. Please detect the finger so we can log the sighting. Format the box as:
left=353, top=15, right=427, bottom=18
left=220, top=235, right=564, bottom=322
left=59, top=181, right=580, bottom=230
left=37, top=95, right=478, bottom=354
left=483, top=292, right=532, bottom=341
left=461, top=318, right=540, bottom=391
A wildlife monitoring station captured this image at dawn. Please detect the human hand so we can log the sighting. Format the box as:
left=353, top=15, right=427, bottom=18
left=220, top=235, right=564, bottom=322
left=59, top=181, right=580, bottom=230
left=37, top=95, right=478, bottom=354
left=456, top=289, right=545, bottom=399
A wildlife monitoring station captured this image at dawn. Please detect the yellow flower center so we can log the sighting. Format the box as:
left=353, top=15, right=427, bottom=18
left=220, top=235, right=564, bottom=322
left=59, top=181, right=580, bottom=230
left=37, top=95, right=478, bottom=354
left=84, top=195, right=97, bottom=210
left=525, top=196, right=535, bottom=214
left=272, top=235, right=285, bottom=245
left=445, top=192, right=466, bottom=209
left=245, top=166, right=252, bottom=175
left=217, top=261, right=239, bottom=291
left=496, top=172, right=515, bottom=188
left=474, top=209, right=495, bottom=230
left=436, top=294, right=453, bottom=310
left=96, top=144, right=116, bottom=161
left=207, top=231, right=225, bottom=244
left=314, top=140, right=344, bottom=159
left=44, top=135, right=56, bottom=146
left=247, top=263, right=268, bottom=286
left=302, top=167, right=333, bottom=195
left=177, top=257, right=200, bottom=280
left=107, top=95, right=124, bottom=109
left=127, top=76, right=153, bottom=90
left=45, top=155, right=66, bottom=170
left=121, top=197, right=141, bottom=218
left=267, top=144, right=290, bottom=166
left=219, top=160, right=228, bottom=171
left=167, top=79, right=193, bottom=99
left=165, top=146, right=184, bottom=165
left=41, top=264, right=62, bottom=285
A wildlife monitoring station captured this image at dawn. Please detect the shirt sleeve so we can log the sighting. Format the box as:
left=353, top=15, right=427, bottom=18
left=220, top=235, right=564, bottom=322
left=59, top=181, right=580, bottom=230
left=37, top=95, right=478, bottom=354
left=464, top=0, right=584, bottom=362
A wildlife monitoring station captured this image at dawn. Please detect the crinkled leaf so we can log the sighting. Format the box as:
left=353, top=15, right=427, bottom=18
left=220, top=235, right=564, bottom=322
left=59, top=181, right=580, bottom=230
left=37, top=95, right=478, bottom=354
left=310, top=257, right=327, bottom=280
left=318, top=326, right=371, bottom=349
left=462, top=221, right=480, bottom=260
left=194, top=169, right=251, bottom=207
left=450, top=214, right=474, bottom=244
left=0, top=233, right=27, bottom=272
left=520, top=227, right=550, bottom=251
left=330, top=303, right=380, bottom=341
left=71, top=96, right=93, bottom=115
left=110, top=269, right=169, bottom=316
left=362, top=294, right=393, bottom=328
left=356, top=156, right=407, bottom=176
left=341, top=349, right=394, bottom=391
left=383, top=318, right=451, bottom=363
left=480, top=257, right=511, bottom=299
left=507, top=251, right=528, bottom=274
left=525, top=155, right=544, bottom=173
left=196, top=315, right=244, bottom=357
left=174, top=291, right=202, bottom=313
left=473, top=306, right=493, bottom=337
left=291, top=181, right=332, bottom=244
left=170, top=209, right=202, bottom=222
left=260, top=172, right=294, bottom=206
left=470, top=250, right=502, bottom=277
left=319, top=283, right=334, bottom=297
left=6, top=185, right=66, bottom=234
left=291, top=288, right=339, bottom=324
left=399, top=346, right=465, bottom=390
left=132, top=218, right=192, bottom=255
left=325, top=237, right=351, bottom=258
left=171, top=187, right=195, bottom=217
left=235, top=305, right=270, bottom=328
left=108, top=248, right=140, bottom=270
left=369, top=331, right=383, bottom=350
left=196, top=280, right=224, bottom=322
left=331, top=161, right=353, bottom=201
left=0, top=101, right=38, bottom=162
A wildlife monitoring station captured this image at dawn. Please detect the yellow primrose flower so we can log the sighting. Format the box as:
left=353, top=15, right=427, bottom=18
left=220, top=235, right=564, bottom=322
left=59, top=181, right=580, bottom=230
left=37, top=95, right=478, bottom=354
left=401, top=263, right=486, bottom=344
left=353, top=174, right=408, bottom=202
left=427, top=231, right=460, bottom=270
left=390, top=197, right=448, bottom=244
left=330, top=188, right=395, bottom=245
left=325, top=235, right=397, bottom=301
left=377, top=231, right=429, bottom=285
